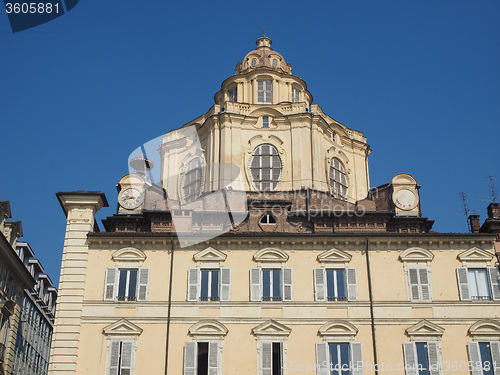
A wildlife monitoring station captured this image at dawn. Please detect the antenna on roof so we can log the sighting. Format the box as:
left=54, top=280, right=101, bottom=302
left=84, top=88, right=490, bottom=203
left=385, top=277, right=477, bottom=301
left=489, top=175, right=497, bottom=203
left=461, top=192, right=471, bottom=232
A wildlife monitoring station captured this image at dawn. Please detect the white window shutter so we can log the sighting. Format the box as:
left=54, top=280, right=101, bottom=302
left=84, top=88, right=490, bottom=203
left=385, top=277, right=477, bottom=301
left=403, top=342, right=418, bottom=375
left=315, top=342, right=329, bottom=375
left=282, top=268, right=293, bottom=301
left=187, top=268, right=200, bottom=301
left=220, top=268, right=231, bottom=301
left=208, top=341, right=220, bottom=375
left=408, top=268, right=421, bottom=301
left=467, top=342, right=482, bottom=375
left=350, top=342, right=363, bottom=375
left=137, top=268, right=149, bottom=301
left=184, top=341, right=197, bottom=375
left=490, top=341, right=500, bottom=375
left=104, top=268, right=118, bottom=301
left=107, top=341, right=120, bottom=375
left=427, top=341, right=441, bottom=375
left=419, top=268, right=432, bottom=301
left=314, top=268, right=326, bottom=301
left=488, top=268, right=500, bottom=300
left=261, top=341, right=272, bottom=375
left=346, top=268, right=358, bottom=301
left=250, top=268, right=262, bottom=301
left=257, top=81, right=264, bottom=102
left=456, top=267, right=471, bottom=301
left=120, top=341, right=134, bottom=375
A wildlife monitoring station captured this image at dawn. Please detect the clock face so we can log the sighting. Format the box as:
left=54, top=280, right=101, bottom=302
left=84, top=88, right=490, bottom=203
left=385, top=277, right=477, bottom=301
left=393, top=189, right=418, bottom=210
left=118, top=187, right=144, bottom=209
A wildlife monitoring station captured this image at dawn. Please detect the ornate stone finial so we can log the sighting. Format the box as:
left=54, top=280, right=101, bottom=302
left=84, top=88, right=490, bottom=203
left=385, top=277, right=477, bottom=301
left=262, top=26, right=266, bottom=37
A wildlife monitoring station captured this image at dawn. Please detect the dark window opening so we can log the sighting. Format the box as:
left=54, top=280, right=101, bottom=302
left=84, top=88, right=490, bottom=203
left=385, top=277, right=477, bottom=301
left=272, top=342, right=282, bottom=375
left=197, top=342, right=209, bottom=375
left=260, top=212, right=277, bottom=225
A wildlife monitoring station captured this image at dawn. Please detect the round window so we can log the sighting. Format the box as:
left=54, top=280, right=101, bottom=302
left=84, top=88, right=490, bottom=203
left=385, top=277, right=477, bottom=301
left=272, top=59, right=278, bottom=68
left=250, top=58, right=258, bottom=67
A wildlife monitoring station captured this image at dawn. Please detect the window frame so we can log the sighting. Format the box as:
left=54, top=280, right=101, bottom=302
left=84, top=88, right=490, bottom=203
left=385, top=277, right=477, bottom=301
left=329, top=158, right=348, bottom=201
left=187, top=268, right=231, bottom=302
left=314, top=268, right=357, bottom=302
left=250, top=268, right=292, bottom=302
left=107, top=340, right=135, bottom=375
left=104, top=268, right=149, bottom=302
left=250, top=144, right=282, bottom=192
left=227, top=86, right=237, bottom=102
left=456, top=267, right=500, bottom=301
left=291, top=86, right=301, bottom=103
left=182, top=157, right=203, bottom=204
left=257, top=79, right=273, bottom=103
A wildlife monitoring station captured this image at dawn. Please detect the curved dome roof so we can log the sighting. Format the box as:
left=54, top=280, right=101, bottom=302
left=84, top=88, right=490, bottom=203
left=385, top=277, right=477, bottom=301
left=235, top=36, right=292, bottom=75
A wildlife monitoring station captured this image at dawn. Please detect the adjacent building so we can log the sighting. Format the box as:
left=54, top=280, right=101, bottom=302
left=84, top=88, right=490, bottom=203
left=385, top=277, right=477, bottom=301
left=49, top=37, right=500, bottom=375
left=12, top=242, right=57, bottom=375
left=0, top=203, right=57, bottom=375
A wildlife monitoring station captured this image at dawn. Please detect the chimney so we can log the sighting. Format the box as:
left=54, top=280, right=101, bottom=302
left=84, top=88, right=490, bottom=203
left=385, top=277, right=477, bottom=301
left=487, top=203, right=500, bottom=219
left=468, top=214, right=480, bottom=233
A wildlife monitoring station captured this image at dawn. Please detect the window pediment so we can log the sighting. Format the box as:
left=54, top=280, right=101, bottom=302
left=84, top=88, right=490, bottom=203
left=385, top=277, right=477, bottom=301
left=458, top=247, right=494, bottom=264
left=112, top=247, right=146, bottom=264
left=406, top=320, right=444, bottom=341
left=317, top=248, right=352, bottom=266
left=469, top=319, right=500, bottom=341
left=103, top=319, right=143, bottom=337
left=399, top=248, right=434, bottom=263
left=252, top=319, right=291, bottom=338
left=193, top=247, right=227, bottom=264
left=189, top=319, right=228, bottom=339
left=318, top=320, right=358, bottom=341
left=253, top=248, right=289, bottom=263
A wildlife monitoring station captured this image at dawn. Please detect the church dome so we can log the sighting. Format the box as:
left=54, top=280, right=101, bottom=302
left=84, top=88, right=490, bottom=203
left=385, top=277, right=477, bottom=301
left=235, top=36, right=292, bottom=75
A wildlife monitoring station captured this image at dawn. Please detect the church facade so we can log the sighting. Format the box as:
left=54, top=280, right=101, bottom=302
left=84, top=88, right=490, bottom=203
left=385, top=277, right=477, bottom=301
left=48, top=37, right=500, bottom=375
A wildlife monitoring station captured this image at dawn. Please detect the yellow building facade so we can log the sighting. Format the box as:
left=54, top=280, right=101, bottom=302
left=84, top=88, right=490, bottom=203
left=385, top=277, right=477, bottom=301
left=49, top=37, right=500, bottom=375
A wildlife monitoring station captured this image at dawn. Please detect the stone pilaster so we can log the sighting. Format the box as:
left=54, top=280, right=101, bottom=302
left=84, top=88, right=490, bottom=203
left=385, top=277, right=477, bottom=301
left=48, top=192, right=107, bottom=375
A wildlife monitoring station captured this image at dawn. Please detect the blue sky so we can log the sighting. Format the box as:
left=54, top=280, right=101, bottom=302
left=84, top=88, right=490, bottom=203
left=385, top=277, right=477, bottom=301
left=1, top=1, right=499, bottom=286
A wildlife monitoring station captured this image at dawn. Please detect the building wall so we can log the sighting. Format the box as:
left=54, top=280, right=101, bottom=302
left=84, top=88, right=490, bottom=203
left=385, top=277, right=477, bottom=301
left=57, top=232, right=500, bottom=374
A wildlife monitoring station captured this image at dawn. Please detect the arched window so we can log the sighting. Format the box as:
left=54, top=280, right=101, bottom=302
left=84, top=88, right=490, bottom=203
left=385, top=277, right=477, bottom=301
left=250, top=144, right=282, bottom=191
left=183, top=158, right=203, bottom=203
left=330, top=158, right=348, bottom=200
left=260, top=212, right=277, bottom=225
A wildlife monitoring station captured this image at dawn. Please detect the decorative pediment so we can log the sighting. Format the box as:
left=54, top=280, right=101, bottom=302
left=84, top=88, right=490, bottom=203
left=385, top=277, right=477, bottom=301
left=406, top=320, right=444, bottom=340
left=317, top=248, right=352, bottom=265
left=252, top=320, right=291, bottom=338
left=103, top=319, right=143, bottom=337
left=112, top=247, right=146, bottom=262
left=253, top=248, right=289, bottom=263
left=469, top=320, right=500, bottom=341
left=193, top=247, right=227, bottom=263
left=399, top=248, right=434, bottom=263
left=189, top=320, right=228, bottom=338
left=318, top=320, right=358, bottom=341
left=458, top=247, right=494, bottom=263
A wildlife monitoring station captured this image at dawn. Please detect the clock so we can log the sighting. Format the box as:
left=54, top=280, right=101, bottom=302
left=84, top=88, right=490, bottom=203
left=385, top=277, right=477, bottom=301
left=118, top=187, right=144, bottom=210
left=393, top=188, right=418, bottom=210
